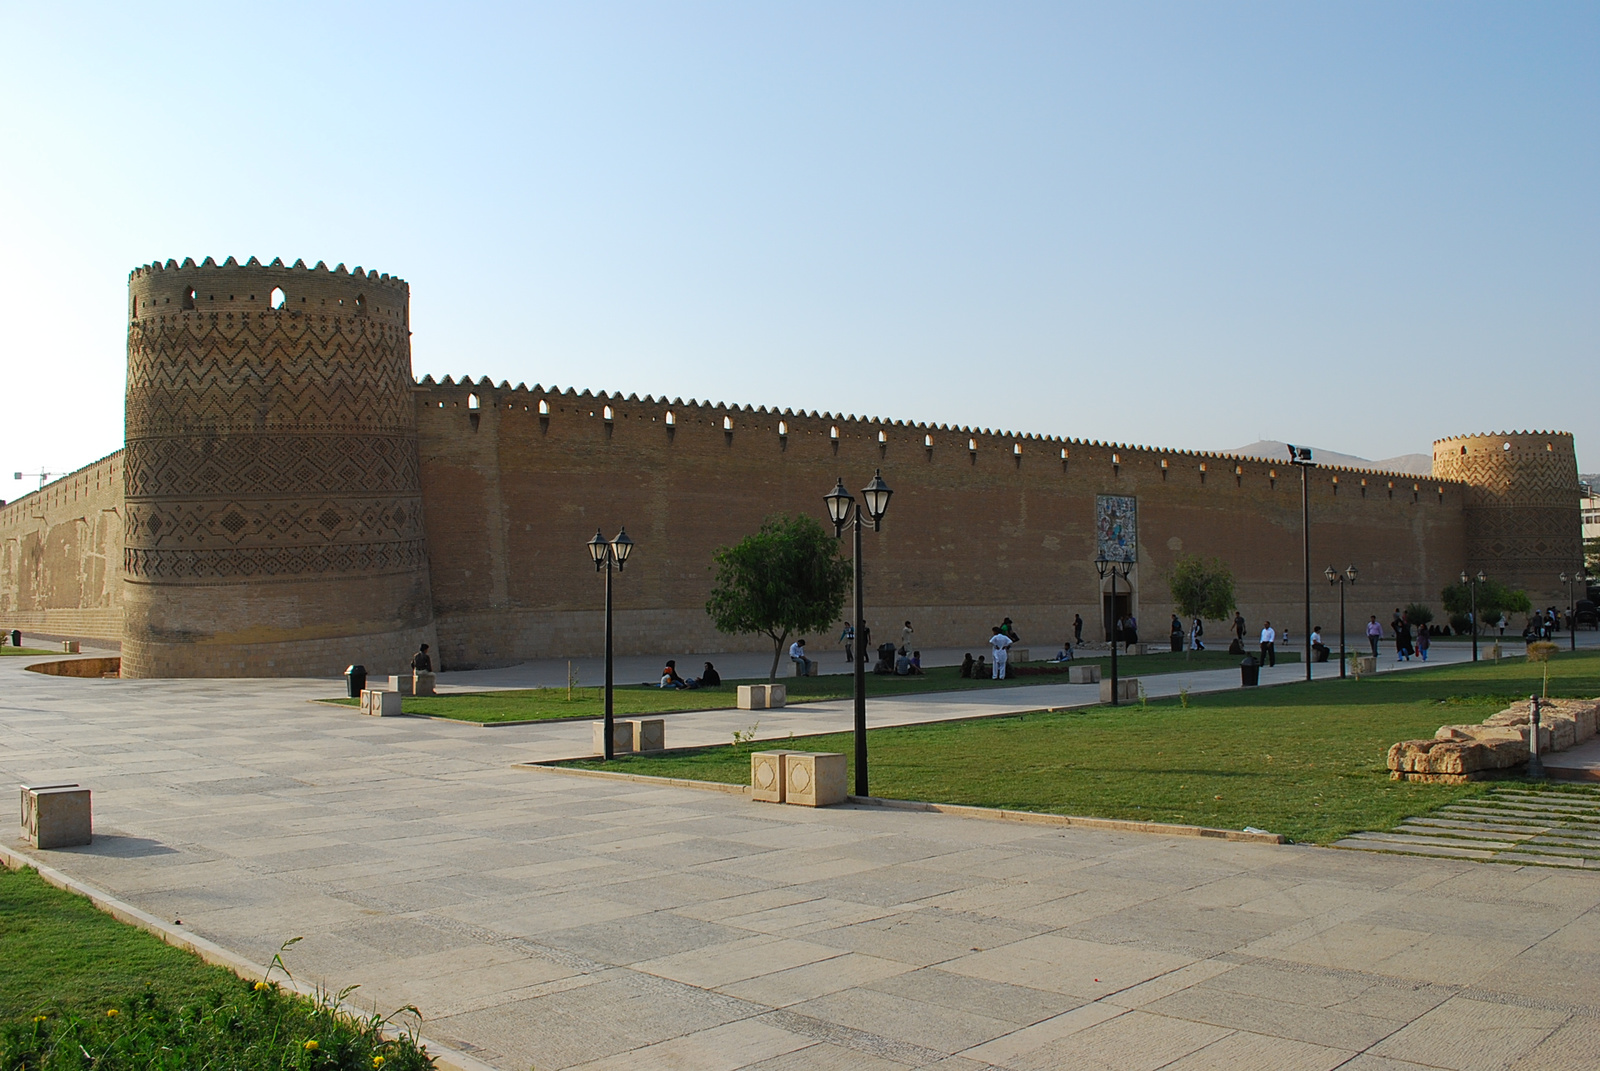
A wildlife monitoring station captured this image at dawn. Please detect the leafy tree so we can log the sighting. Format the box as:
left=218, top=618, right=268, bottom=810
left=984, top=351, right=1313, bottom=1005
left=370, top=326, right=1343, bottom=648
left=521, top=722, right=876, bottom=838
left=1403, top=603, right=1434, bottom=629
left=1166, top=554, right=1236, bottom=642
left=1441, top=578, right=1531, bottom=631
left=706, top=514, right=851, bottom=681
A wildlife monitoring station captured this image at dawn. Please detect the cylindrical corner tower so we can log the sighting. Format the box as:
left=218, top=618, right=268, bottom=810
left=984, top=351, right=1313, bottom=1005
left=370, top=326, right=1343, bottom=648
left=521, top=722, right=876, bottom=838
left=1431, top=431, right=1583, bottom=609
left=121, top=256, right=435, bottom=678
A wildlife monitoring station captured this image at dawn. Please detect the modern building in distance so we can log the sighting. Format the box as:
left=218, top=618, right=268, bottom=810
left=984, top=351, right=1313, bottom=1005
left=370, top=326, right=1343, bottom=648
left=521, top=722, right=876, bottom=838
left=0, top=258, right=1587, bottom=677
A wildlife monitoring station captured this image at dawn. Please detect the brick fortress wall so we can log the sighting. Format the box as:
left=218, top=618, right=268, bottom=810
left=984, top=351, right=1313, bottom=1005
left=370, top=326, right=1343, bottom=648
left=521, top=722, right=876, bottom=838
left=119, top=257, right=436, bottom=678
left=415, top=378, right=1473, bottom=668
left=1431, top=432, right=1582, bottom=608
left=0, top=453, right=125, bottom=644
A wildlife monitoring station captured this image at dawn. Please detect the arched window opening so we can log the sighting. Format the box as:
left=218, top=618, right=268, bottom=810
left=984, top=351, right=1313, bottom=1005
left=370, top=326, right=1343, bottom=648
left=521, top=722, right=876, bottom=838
left=1015, top=443, right=1024, bottom=456
left=269, top=287, right=286, bottom=310
left=968, top=438, right=977, bottom=451
left=924, top=434, right=934, bottom=448
left=355, top=293, right=366, bottom=314
left=877, top=430, right=888, bottom=444
left=830, top=426, right=839, bottom=440
left=723, top=415, right=734, bottom=431
left=182, top=286, right=196, bottom=310
left=664, top=410, right=675, bottom=426
left=468, top=393, right=481, bottom=411
left=603, top=405, right=614, bottom=421
left=778, top=421, right=788, bottom=436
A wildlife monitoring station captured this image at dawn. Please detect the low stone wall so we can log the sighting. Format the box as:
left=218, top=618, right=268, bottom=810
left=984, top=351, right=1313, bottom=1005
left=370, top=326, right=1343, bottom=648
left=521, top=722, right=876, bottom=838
left=1388, top=697, right=1600, bottom=783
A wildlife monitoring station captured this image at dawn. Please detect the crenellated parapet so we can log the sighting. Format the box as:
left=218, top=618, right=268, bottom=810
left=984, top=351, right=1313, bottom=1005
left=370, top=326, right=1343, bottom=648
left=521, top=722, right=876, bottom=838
left=1431, top=431, right=1582, bottom=602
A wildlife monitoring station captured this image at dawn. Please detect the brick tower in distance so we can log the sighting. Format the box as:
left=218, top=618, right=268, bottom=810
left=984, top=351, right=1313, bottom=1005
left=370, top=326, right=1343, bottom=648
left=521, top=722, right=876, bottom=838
left=121, top=257, right=436, bottom=677
left=1431, top=431, right=1583, bottom=609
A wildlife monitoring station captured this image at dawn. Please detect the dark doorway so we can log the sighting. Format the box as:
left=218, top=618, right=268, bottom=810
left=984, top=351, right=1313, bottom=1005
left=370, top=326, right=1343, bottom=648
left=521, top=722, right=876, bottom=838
left=1102, top=592, right=1131, bottom=642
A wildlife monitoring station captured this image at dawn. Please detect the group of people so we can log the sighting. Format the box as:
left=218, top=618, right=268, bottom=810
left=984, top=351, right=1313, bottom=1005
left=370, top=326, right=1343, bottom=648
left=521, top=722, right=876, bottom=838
left=659, top=660, right=721, bottom=689
left=833, top=620, right=924, bottom=676
left=1168, top=614, right=1206, bottom=652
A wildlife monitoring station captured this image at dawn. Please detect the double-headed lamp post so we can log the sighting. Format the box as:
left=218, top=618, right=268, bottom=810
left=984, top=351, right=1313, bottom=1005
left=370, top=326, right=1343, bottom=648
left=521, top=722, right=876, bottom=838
left=825, top=470, right=894, bottom=798
left=1560, top=570, right=1586, bottom=652
left=1461, top=570, right=1486, bottom=662
left=587, top=527, right=634, bottom=759
left=1288, top=445, right=1316, bottom=681
left=1325, top=564, right=1357, bottom=678
left=1095, top=558, right=1132, bottom=705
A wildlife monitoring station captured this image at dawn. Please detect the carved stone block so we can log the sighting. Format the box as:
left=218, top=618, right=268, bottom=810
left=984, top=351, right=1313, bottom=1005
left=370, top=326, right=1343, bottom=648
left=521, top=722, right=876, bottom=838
left=360, top=688, right=401, bottom=716
left=766, top=684, right=787, bottom=708
left=1100, top=677, right=1139, bottom=703
left=61, top=641, right=80, bottom=654
left=784, top=752, right=847, bottom=807
left=412, top=671, right=435, bottom=696
left=629, top=718, right=665, bottom=752
left=1068, top=664, right=1101, bottom=684
left=751, top=750, right=801, bottom=803
left=22, top=784, right=92, bottom=849
left=592, top=720, right=634, bottom=756
left=1354, top=656, right=1377, bottom=676
left=737, top=684, right=768, bottom=710
left=388, top=674, right=415, bottom=696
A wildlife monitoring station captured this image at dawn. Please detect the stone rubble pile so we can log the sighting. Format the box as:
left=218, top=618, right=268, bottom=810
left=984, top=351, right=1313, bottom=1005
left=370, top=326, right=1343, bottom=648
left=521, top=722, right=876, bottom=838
left=1387, top=697, right=1600, bottom=784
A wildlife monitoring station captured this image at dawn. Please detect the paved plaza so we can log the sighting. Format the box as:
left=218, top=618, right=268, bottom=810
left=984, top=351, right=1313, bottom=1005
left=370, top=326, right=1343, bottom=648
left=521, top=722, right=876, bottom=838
left=5, top=643, right=1600, bottom=1069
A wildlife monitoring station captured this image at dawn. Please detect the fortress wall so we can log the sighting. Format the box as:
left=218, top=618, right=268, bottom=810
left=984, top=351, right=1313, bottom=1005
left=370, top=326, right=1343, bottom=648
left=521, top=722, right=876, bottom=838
left=416, top=379, right=1470, bottom=668
left=0, top=453, right=126, bottom=644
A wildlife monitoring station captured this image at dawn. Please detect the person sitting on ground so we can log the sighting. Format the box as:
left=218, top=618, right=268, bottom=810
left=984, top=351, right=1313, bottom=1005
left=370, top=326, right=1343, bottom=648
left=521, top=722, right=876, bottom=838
left=660, top=660, right=686, bottom=688
left=895, top=646, right=912, bottom=675
left=1053, top=642, right=1074, bottom=662
left=959, top=652, right=974, bottom=678
left=974, top=654, right=988, bottom=679
left=699, top=662, right=721, bottom=687
left=910, top=650, right=923, bottom=674
left=411, top=643, right=433, bottom=672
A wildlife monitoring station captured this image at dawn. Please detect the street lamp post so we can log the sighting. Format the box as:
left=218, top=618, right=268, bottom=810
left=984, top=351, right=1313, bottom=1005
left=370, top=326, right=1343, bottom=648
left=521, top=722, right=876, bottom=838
left=587, top=527, right=634, bottom=759
left=1095, top=558, right=1132, bottom=705
left=1325, top=565, right=1357, bottom=678
left=825, top=470, right=894, bottom=798
left=1561, top=570, right=1586, bottom=652
left=1288, top=445, right=1316, bottom=681
left=1461, top=570, right=1485, bottom=662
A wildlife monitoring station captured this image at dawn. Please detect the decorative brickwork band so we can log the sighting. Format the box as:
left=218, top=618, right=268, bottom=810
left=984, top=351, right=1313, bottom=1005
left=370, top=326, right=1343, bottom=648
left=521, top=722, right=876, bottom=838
left=124, top=538, right=427, bottom=582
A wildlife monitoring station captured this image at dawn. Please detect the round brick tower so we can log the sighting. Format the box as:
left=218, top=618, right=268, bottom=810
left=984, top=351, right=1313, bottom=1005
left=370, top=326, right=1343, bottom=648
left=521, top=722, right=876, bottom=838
left=1431, top=431, right=1583, bottom=609
left=121, top=256, right=435, bottom=678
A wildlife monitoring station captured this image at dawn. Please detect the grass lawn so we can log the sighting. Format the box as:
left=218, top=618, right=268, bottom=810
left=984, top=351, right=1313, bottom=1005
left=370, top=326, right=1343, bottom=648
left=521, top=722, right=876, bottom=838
left=1, top=648, right=58, bottom=657
left=0, top=864, right=433, bottom=1068
left=559, top=651, right=1600, bottom=845
left=321, top=649, right=1297, bottom=724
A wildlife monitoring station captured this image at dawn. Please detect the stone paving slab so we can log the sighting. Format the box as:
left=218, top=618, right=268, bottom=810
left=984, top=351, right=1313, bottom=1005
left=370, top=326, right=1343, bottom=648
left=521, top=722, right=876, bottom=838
left=5, top=654, right=1600, bottom=1068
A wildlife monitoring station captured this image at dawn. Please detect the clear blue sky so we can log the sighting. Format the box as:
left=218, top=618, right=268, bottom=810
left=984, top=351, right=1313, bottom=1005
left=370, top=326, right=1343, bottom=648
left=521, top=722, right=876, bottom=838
left=2, top=1, right=1595, bottom=490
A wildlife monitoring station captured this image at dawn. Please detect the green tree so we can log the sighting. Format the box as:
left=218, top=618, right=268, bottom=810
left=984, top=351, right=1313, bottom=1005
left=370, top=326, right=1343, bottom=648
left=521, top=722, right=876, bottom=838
left=1403, top=603, right=1434, bottom=629
left=1441, top=578, right=1532, bottom=631
left=1166, top=555, right=1236, bottom=654
left=706, top=514, right=852, bottom=681
left=1585, top=536, right=1599, bottom=575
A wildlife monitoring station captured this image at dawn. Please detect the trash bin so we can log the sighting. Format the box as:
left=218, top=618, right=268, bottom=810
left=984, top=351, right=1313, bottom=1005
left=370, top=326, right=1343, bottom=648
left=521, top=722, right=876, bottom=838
left=345, top=664, right=367, bottom=698
left=9, top=629, right=19, bottom=648
left=1240, top=656, right=1260, bottom=687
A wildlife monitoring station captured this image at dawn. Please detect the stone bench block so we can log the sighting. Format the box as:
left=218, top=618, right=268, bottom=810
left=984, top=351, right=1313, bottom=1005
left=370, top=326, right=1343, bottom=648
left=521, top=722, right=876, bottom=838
left=751, top=750, right=802, bottom=803
left=1354, top=656, right=1377, bottom=677
left=1100, top=677, right=1139, bottom=703
left=388, top=674, right=415, bottom=696
left=592, top=720, right=634, bottom=756
left=360, top=688, right=401, bottom=716
left=412, top=671, right=436, bottom=696
left=792, top=660, right=819, bottom=677
left=783, top=752, right=848, bottom=807
left=628, top=718, right=665, bottom=752
left=21, top=783, right=92, bottom=849
left=61, top=640, right=80, bottom=654
left=1068, top=664, right=1101, bottom=684
left=738, top=684, right=788, bottom=710
left=1010, top=648, right=1030, bottom=663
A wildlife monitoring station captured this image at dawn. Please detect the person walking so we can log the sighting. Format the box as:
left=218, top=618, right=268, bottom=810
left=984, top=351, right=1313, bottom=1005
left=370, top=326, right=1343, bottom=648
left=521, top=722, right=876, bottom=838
left=1073, top=614, right=1084, bottom=645
left=1170, top=614, right=1184, bottom=653
left=1366, top=616, right=1382, bottom=657
left=1416, top=627, right=1430, bottom=662
left=1124, top=614, right=1139, bottom=652
left=901, top=620, right=915, bottom=649
left=839, top=623, right=855, bottom=663
left=1259, top=621, right=1276, bottom=667
left=988, top=626, right=1013, bottom=680
left=1233, top=612, right=1246, bottom=642
left=1191, top=616, right=1205, bottom=651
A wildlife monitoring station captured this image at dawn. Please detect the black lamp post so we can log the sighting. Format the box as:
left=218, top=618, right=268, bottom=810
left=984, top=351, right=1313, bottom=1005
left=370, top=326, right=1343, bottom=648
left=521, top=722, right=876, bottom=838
left=1326, top=564, right=1357, bottom=678
left=1461, top=570, right=1485, bottom=662
left=587, top=526, right=634, bottom=759
left=1095, top=558, right=1132, bottom=705
left=1561, top=570, right=1586, bottom=652
left=825, top=470, right=893, bottom=798
left=1288, top=445, right=1316, bottom=681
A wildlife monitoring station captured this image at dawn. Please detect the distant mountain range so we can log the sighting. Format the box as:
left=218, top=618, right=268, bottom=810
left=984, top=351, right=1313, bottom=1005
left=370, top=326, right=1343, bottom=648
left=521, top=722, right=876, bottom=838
left=1221, top=441, right=1433, bottom=476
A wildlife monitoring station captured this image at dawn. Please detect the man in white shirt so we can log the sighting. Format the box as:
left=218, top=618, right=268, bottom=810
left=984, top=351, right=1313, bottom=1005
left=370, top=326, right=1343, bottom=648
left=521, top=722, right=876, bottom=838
left=1259, top=622, right=1276, bottom=667
left=789, top=638, right=811, bottom=677
left=988, top=627, right=1013, bottom=680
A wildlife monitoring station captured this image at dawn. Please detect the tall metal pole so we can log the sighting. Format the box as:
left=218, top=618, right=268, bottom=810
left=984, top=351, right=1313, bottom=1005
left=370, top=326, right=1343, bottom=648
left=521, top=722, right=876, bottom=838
left=1469, top=579, right=1478, bottom=663
left=603, top=555, right=615, bottom=760
left=1338, top=579, right=1347, bottom=679
left=1108, top=567, right=1120, bottom=706
left=852, top=507, right=868, bottom=797
left=1301, top=464, right=1312, bottom=682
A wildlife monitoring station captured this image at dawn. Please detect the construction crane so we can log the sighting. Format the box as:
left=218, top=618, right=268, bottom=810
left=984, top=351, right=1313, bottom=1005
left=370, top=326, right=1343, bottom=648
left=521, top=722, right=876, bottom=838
left=13, top=469, right=64, bottom=491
